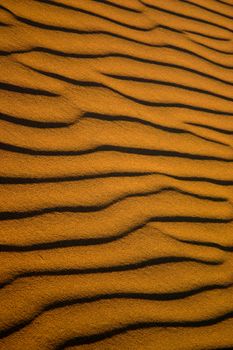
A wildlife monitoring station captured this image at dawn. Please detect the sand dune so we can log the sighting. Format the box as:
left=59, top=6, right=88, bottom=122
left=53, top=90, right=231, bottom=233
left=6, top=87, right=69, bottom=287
left=0, top=0, right=233, bottom=349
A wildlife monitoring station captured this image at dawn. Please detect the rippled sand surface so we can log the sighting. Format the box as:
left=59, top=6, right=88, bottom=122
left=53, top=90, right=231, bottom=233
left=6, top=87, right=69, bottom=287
left=0, top=0, right=233, bottom=349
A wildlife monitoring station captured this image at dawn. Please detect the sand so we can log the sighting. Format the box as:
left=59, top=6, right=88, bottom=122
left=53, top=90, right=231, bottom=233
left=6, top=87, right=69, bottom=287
left=0, top=0, right=233, bottom=349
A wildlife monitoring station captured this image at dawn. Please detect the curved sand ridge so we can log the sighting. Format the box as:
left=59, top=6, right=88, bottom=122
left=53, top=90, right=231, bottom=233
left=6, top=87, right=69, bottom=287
left=0, top=0, right=233, bottom=349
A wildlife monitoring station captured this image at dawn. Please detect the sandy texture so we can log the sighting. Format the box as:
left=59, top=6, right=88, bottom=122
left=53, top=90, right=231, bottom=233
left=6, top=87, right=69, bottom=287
left=0, top=0, right=233, bottom=349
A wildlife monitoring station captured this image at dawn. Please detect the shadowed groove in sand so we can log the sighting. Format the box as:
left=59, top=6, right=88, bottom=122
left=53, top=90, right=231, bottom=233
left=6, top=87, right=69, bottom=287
left=1, top=141, right=232, bottom=160
left=179, top=0, right=233, bottom=20
left=189, top=40, right=233, bottom=55
left=4, top=74, right=233, bottom=115
left=0, top=3, right=154, bottom=32
left=56, top=310, right=233, bottom=348
left=10, top=67, right=231, bottom=112
left=19, top=61, right=233, bottom=103
left=14, top=41, right=233, bottom=69
left=0, top=256, right=223, bottom=291
left=215, top=0, right=233, bottom=8
left=0, top=282, right=232, bottom=340
left=89, top=0, right=142, bottom=13
left=0, top=22, right=10, bottom=27
left=140, top=0, right=233, bottom=33
left=185, top=122, right=233, bottom=135
left=1, top=16, right=233, bottom=70
left=0, top=171, right=232, bottom=186
left=104, top=73, right=233, bottom=102
left=0, top=81, right=59, bottom=96
left=0, top=112, right=71, bottom=128
left=0, top=25, right=182, bottom=49
left=169, top=236, right=233, bottom=253
left=0, top=213, right=231, bottom=251
left=184, top=30, right=230, bottom=40
left=2, top=49, right=233, bottom=86
left=0, top=186, right=227, bottom=221
left=83, top=113, right=230, bottom=147
left=2, top=108, right=226, bottom=146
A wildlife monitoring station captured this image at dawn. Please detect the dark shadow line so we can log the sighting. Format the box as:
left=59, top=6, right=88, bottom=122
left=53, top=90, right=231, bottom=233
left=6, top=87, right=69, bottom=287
left=31, top=0, right=154, bottom=31
left=104, top=73, right=233, bottom=102
left=0, top=9, right=160, bottom=49
left=0, top=81, right=59, bottom=96
left=84, top=112, right=185, bottom=134
left=172, top=237, right=233, bottom=252
left=185, top=30, right=230, bottom=41
left=164, top=44, right=233, bottom=69
left=186, top=122, right=233, bottom=135
left=157, top=24, right=182, bottom=33
left=86, top=0, right=141, bottom=13
left=0, top=111, right=229, bottom=147
left=190, top=39, right=233, bottom=55
left=150, top=216, right=231, bottom=223
left=215, top=0, right=233, bottom=8
left=2, top=48, right=233, bottom=86
left=58, top=310, right=233, bottom=348
left=140, top=0, right=233, bottom=33
left=0, top=112, right=71, bottom=129
left=0, top=22, right=10, bottom=27
left=0, top=216, right=152, bottom=254
left=1, top=141, right=232, bottom=161
left=0, top=215, right=231, bottom=252
left=0, top=282, right=231, bottom=339
left=0, top=186, right=226, bottom=221
left=1, top=5, right=232, bottom=70
left=179, top=0, right=233, bottom=20
left=0, top=172, right=232, bottom=186
left=0, top=255, right=222, bottom=291
left=84, top=112, right=229, bottom=147
left=12, top=18, right=160, bottom=48
left=17, top=67, right=233, bottom=115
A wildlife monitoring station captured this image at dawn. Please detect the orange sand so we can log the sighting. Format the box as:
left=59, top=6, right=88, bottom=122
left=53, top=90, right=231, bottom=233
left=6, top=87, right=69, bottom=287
left=0, top=0, right=233, bottom=349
